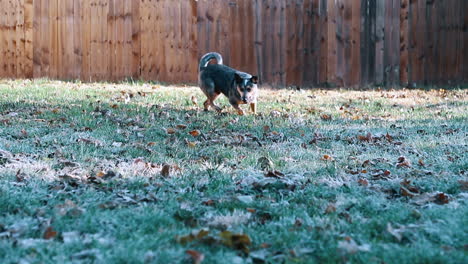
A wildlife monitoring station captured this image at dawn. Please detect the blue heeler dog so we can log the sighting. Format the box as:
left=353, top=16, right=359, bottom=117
left=198, top=52, right=259, bottom=115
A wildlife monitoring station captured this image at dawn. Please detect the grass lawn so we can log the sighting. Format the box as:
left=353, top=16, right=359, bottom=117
left=0, top=79, right=467, bottom=263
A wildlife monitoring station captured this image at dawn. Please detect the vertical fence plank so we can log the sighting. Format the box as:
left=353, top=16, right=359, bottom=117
left=350, top=0, right=360, bottom=86
left=253, top=0, right=263, bottom=83
left=302, top=0, right=316, bottom=86
left=400, top=0, right=409, bottom=86
left=130, top=0, right=140, bottom=79
left=463, top=0, right=468, bottom=83
left=390, top=0, right=400, bottom=86
left=1, top=1, right=8, bottom=76
left=327, top=0, right=337, bottom=85
left=73, top=0, right=81, bottom=79
left=32, top=0, right=41, bottom=77
left=383, top=0, right=392, bottom=86
left=360, top=0, right=369, bottom=85
left=49, top=0, right=58, bottom=79
left=107, top=0, right=115, bottom=81
left=329, top=0, right=351, bottom=86
left=425, top=0, right=436, bottom=85
left=40, top=0, right=50, bottom=78
left=318, top=0, right=327, bottom=85
left=16, top=0, right=25, bottom=78
left=65, top=0, right=75, bottom=79
left=57, top=0, right=63, bottom=78
left=374, top=0, right=384, bottom=85
left=261, top=0, right=273, bottom=85
left=24, top=0, right=33, bottom=78
left=81, top=0, right=90, bottom=81
left=286, top=0, right=302, bottom=86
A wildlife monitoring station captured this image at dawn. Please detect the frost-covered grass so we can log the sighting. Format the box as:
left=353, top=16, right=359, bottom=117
left=0, top=79, right=466, bottom=263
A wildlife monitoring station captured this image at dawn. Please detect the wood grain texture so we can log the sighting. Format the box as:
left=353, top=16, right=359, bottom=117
left=0, top=0, right=466, bottom=87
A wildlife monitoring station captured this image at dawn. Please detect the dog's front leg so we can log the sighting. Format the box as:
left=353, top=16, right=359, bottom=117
left=250, top=103, right=257, bottom=114
left=232, top=104, right=245, bottom=116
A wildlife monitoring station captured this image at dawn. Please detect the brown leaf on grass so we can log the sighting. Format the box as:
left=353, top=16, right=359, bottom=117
left=400, top=180, right=420, bottom=197
left=186, top=250, right=204, bottom=264
left=76, top=137, right=103, bottom=146
left=264, top=170, right=284, bottom=178
left=434, top=192, right=450, bottom=205
left=219, top=231, right=252, bottom=254
left=410, top=192, right=450, bottom=206
left=263, top=125, right=271, bottom=132
left=320, top=114, right=332, bottom=120
left=111, top=104, right=119, bottom=109
left=186, top=141, right=197, bottom=148
left=418, top=159, right=425, bottom=167
left=400, top=186, right=418, bottom=198
left=161, top=164, right=171, bottom=177
left=16, top=169, right=26, bottom=182
left=189, top=130, right=201, bottom=137
left=177, top=229, right=210, bottom=245
left=396, top=156, right=412, bottom=168
left=43, top=226, right=57, bottom=240
left=357, top=178, right=369, bottom=186
left=176, top=124, right=187, bottom=129
left=191, top=95, right=198, bottom=106
left=321, top=155, right=334, bottom=161
left=165, top=128, right=176, bottom=135
left=202, top=199, right=216, bottom=206
left=337, top=237, right=371, bottom=255
left=357, top=132, right=372, bottom=142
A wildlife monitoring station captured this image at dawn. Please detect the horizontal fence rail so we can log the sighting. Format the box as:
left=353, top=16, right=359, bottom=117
left=0, top=0, right=466, bottom=87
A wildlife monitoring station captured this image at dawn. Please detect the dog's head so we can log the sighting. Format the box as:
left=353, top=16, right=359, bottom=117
left=235, top=73, right=259, bottom=104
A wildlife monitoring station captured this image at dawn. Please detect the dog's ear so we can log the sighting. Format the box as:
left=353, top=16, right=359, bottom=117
left=251, top=76, right=259, bottom=84
left=235, top=73, right=243, bottom=84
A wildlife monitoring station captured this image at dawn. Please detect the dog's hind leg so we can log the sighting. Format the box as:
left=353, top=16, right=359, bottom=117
left=201, top=79, right=222, bottom=112
left=204, top=93, right=222, bottom=112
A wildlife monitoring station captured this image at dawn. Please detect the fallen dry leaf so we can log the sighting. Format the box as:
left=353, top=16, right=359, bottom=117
left=264, top=170, right=284, bottom=178
left=434, top=192, right=450, bottom=205
left=43, top=226, right=57, bottom=240
left=191, top=96, right=198, bottom=106
left=165, top=128, right=176, bottom=135
left=337, top=237, right=371, bottom=254
left=161, top=164, right=171, bottom=177
left=357, top=178, right=369, bottom=186
left=357, top=132, right=372, bottom=142
left=396, top=156, right=412, bottom=168
left=176, top=124, right=187, bottom=129
left=186, top=250, right=204, bottom=264
left=219, top=231, right=251, bottom=254
left=177, top=229, right=210, bottom=245
left=321, top=155, right=334, bottom=161
left=320, top=114, right=332, bottom=121
left=189, top=130, right=201, bottom=137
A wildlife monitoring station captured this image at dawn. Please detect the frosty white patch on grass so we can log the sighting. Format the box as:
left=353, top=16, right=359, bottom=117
left=205, top=210, right=252, bottom=229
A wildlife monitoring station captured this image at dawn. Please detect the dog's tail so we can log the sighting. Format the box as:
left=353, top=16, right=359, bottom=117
left=199, top=52, right=223, bottom=72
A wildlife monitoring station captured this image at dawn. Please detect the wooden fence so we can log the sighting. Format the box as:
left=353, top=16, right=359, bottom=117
left=0, top=0, right=466, bottom=87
